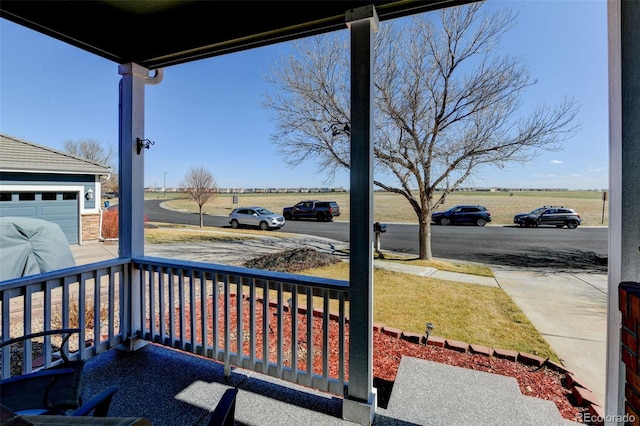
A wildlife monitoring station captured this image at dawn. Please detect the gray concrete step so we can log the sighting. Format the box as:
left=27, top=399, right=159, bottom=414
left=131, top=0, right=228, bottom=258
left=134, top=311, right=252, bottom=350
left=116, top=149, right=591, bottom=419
left=374, top=356, right=573, bottom=426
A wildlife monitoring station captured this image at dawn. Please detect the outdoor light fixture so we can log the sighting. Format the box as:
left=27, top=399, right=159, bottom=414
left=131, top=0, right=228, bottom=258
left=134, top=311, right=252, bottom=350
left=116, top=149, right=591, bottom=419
left=424, top=322, right=434, bottom=345
left=85, top=189, right=94, bottom=200
left=287, top=298, right=292, bottom=312
left=136, top=137, right=155, bottom=154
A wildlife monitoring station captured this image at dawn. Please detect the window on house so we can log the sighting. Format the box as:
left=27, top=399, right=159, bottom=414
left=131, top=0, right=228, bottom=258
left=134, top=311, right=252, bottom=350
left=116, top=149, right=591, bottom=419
left=0, top=192, right=12, bottom=202
left=42, top=192, right=57, bottom=201
left=62, top=192, right=78, bottom=200
left=19, top=192, right=36, bottom=201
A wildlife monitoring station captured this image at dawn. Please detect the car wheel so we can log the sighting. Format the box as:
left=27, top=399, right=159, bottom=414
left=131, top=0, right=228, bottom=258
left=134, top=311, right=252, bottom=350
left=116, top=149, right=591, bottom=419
left=440, top=218, right=450, bottom=226
left=284, top=212, right=292, bottom=220
left=316, top=213, right=325, bottom=222
left=476, top=218, right=486, bottom=227
left=230, top=219, right=239, bottom=229
left=259, top=221, right=269, bottom=231
left=566, top=220, right=578, bottom=229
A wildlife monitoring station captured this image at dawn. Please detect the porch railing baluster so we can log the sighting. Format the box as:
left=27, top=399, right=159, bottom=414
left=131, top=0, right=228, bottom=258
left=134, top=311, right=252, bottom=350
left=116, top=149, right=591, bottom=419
left=1, top=257, right=349, bottom=395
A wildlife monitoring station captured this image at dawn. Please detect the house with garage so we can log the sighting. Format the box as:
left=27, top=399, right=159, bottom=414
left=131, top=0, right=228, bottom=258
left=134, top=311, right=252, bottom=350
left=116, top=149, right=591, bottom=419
left=0, top=133, right=112, bottom=244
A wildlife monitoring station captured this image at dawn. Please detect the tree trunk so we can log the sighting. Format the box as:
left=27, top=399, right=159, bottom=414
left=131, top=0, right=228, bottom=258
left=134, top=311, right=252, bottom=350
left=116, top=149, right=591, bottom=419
left=418, top=211, right=433, bottom=260
left=199, top=205, right=204, bottom=228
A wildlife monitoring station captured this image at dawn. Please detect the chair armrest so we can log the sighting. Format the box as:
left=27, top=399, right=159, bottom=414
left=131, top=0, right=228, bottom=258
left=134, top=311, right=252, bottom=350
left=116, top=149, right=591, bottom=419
left=0, top=329, right=81, bottom=364
left=71, top=386, right=118, bottom=417
left=0, top=329, right=81, bottom=349
left=207, top=388, right=238, bottom=426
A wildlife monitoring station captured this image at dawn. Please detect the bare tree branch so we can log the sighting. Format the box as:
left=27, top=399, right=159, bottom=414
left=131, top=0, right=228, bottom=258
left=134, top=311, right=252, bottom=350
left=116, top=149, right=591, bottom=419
left=264, top=3, right=581, bottom=259
left=63, top=139, right=115, bottom=170
left=180, top=166, right=218, bottom=228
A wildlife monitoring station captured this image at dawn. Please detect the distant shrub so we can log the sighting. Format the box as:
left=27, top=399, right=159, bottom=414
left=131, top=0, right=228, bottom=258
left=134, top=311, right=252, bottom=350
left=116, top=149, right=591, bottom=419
left=101, top=210, right=149, bottom=239
left=102, top=209, right=119, bottom=238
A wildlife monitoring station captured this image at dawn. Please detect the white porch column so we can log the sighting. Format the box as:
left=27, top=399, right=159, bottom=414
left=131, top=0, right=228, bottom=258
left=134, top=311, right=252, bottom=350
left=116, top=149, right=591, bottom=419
left=118, top=63, right=148, bottom=259
left=343, top=5, right=378, bottom=425
left=117, top=63, right=162, bottom=350
left=606, top=0, right=640, bottom=423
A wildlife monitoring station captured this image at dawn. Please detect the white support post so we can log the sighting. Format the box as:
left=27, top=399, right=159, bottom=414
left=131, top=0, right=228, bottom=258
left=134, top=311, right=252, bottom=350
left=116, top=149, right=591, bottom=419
left=117, top=63, right=150, bottom=351
left=343, top=5, right=378, bottom=426
left=606, top=1, right=640, bottom=423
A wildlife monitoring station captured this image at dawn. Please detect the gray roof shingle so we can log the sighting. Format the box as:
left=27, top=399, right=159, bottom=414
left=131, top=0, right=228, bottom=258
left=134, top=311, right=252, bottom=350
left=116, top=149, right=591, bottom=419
left=0, top=134, right=112, bottom=175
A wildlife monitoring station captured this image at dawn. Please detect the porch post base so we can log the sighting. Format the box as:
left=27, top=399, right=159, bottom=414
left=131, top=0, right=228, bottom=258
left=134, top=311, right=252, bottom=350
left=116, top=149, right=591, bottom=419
left=342, top=388, right=377, bottom=425
left=117, top=337, right=148, bottom=352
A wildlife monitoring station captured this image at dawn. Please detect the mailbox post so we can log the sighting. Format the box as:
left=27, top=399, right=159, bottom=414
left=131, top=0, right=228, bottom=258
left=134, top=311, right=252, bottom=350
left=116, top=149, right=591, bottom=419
left=373, top=222, right=387, bottom=254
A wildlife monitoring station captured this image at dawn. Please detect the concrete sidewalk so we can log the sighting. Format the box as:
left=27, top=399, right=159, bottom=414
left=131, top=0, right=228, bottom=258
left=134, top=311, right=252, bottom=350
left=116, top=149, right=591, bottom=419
left=70, top=236, right=607, bottom=405
left=492, top=268, right=607, bottom=404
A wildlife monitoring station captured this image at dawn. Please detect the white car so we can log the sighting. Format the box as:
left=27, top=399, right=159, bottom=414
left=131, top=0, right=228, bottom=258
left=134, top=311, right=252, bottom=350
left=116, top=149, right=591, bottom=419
left=229, top=206, right=285, bottom=231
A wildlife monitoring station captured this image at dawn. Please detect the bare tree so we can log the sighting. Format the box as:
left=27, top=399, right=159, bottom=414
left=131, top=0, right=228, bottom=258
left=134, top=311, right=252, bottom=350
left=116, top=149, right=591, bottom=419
left=101, top=173, right=119, bottom=196
left=264, top=3, right=580, bottom=259
left=63, top=139, right=115, bottom=169
left=181, top=166, right=218, bottom=228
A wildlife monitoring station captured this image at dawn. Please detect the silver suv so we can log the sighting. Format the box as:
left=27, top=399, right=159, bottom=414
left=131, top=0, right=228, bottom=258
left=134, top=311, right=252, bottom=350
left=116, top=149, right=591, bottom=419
left=229, top=206, right=285, bottom=230
left=513, top=206, right=582, bottom=229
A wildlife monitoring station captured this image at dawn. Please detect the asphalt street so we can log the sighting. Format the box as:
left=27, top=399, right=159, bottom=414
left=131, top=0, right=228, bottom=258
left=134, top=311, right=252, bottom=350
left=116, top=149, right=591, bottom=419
left=142, top=199, right=608, bottom=273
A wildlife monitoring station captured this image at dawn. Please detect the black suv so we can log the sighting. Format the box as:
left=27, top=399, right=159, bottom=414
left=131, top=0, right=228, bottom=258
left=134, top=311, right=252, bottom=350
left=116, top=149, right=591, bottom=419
left=282, top=200, right=340, bottom=222
left=431, top=205, right=491, bottom=227
left=513, top=206, right=581, bottom=229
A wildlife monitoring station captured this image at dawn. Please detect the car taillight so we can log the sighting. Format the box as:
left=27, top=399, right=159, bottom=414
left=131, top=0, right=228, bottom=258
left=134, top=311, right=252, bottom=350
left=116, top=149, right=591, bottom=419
left=328, top=207, right=333, bottom=213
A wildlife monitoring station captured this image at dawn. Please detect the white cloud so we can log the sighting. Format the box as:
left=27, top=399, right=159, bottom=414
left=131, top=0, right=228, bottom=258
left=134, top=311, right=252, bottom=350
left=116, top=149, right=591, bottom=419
left=549, top=160, right=563, bottom=165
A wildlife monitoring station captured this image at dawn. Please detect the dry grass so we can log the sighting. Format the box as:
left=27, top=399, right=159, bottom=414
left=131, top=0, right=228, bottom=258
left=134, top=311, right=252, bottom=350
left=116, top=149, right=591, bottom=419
left=298, top=261, right=556, bottom=360
left=161, top=190, right=608, bottom=226
left=372, top=251, right=494, bottom=277
left=144, top=224, right=301, bottom=244
left=244, top=248, right=557, bottom=361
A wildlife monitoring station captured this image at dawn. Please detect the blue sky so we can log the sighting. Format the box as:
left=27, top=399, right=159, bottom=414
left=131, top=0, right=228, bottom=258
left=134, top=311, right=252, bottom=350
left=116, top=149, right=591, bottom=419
left=1, top=0, right=608, bottom=190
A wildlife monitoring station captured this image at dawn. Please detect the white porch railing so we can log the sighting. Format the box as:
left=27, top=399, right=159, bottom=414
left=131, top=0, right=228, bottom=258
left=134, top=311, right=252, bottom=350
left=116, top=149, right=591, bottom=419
left=0, top=257, right=350, bottom=396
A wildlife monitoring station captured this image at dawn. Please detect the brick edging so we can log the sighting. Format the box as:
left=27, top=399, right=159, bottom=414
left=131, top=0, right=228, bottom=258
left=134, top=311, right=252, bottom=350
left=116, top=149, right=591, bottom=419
left=374, top=322, right=603, bottom=424
left=259, top=294, right=603, bottom=424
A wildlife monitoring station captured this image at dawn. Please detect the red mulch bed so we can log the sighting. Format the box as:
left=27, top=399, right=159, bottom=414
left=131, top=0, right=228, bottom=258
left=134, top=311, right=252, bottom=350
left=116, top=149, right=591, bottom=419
left=175, top=294, right=586, bottom=423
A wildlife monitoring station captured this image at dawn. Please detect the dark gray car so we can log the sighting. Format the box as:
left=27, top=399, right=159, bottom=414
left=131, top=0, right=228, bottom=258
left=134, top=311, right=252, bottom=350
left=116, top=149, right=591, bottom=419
left=513, top=206, right=582, bottom=229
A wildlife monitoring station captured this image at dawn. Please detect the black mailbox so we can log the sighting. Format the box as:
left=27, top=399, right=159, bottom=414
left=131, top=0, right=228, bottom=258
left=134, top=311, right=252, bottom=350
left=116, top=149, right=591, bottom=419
left=373, top=222, right=387, bottom=233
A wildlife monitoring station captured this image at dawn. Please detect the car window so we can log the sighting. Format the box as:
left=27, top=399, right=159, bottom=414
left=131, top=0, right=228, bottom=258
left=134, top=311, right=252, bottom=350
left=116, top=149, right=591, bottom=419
left=256, top=208, right=273, bottom=215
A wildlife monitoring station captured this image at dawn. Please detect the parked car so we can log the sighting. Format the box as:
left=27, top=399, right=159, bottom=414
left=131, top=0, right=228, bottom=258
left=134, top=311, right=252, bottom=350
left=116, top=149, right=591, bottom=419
left=431, top=205, right=492, bottom=226
left=513, top=206, right=581, bottom=229
left=282, top=200, right=340, bottom=222
left=229, top=207, right=285, bottom=230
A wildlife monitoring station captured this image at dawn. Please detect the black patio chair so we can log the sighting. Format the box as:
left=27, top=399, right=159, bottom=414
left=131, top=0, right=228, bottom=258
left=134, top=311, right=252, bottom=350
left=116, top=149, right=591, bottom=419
left=207, top=388, right=238, bottom=426
left=0, top=329, right=85, bottom=415
left=2, top=386, right=120, bottom=424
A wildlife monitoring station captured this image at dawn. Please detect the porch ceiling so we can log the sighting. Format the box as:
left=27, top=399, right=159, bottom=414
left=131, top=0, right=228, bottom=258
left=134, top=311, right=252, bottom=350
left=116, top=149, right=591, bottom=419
left=0, top=0, right=476, bottom=69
